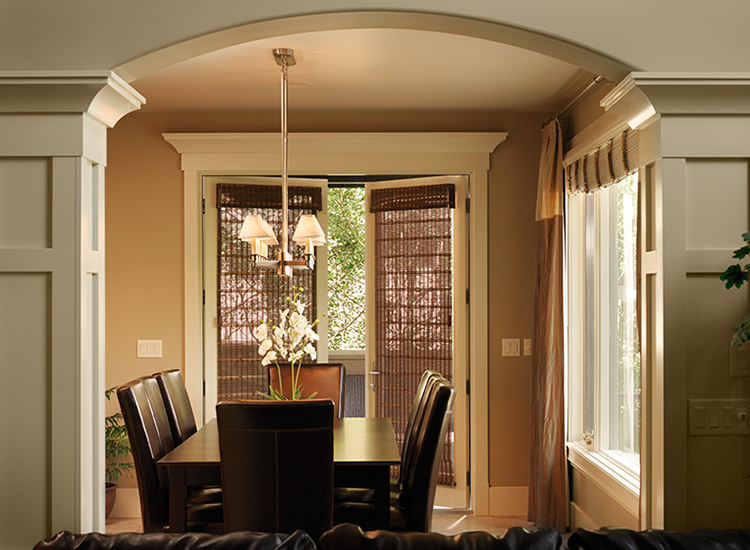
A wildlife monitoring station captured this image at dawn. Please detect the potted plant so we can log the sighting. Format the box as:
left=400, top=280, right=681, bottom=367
left=720, top=231, right=750, bottom=347
left=105, top=386, right=134, bottom=518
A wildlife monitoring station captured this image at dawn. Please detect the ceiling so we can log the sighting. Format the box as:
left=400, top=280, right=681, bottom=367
left=131, top=28, right=591, bottom=114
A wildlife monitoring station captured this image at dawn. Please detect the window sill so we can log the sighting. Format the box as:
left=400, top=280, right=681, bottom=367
left=567, top=441, right=640, bottom=517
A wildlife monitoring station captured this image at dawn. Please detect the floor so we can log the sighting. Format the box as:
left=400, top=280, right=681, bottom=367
left=105, top=511, right=533, bottom=536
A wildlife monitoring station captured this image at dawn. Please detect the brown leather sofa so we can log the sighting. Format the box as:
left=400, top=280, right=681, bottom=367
left=33, top=529, right=314, bottom=550
left=33, top=523, right=750, bottom=550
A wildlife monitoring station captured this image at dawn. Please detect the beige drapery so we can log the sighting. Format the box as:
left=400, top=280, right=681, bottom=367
left=528, top=119, right=568, bottom=530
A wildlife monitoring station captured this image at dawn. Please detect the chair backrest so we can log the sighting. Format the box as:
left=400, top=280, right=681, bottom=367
left=217, top=399, right=334, bottom=541
left=268, top=363, right=346, bottom=418
left=399, top=376, right=456, bottom=532
left=398, top=370, right=442, bottom=485
left=153, top=369, right=197, bottom=445
left=142, top=375, right=176, bottom=454
left=116, top=378, right=170, bottom=533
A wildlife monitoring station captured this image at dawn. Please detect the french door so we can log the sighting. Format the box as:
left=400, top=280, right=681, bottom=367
left=365, top=176, right=469, bottom=509
left=202, top=174, right=469, bottom=509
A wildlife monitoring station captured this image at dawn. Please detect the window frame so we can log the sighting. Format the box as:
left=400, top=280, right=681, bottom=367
left=566, top=166, right=641, bottom=517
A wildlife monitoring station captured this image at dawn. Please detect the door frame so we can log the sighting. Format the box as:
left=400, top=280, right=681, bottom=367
left=164, top=131, right=507, bottom=515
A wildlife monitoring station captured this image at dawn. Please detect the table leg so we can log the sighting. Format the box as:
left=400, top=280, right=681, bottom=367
left=373, top=465, right=391, bottom=529
left=167, top=465, right=188, bottom=532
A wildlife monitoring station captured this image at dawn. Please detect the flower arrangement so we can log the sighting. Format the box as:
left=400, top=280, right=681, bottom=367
left=720, top=231, right=750, bottom=347
left=254, top=286, right=320, bottom=400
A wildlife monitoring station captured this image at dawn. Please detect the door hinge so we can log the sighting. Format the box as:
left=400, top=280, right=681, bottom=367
left=202, top=197, right=206, bottom=214
left=202, top=289, right=205, bottom=305
left=466, top=379, right=470, bottom=396
left=465, top=288, right=470, bottom=304
left=466, top=470, right=471, bottom=486
left=203, top=380, right=206, bottom=396
left=465, top=197, right=470, bottom=213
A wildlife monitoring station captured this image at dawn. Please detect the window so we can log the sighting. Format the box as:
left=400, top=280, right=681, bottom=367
left=567, top=130, right=641, bottom=499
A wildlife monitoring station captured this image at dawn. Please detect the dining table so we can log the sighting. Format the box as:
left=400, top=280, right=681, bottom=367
left=158, top=416, right=401, bottom=533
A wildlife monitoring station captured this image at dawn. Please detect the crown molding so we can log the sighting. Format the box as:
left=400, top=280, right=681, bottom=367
left=0, top=71, right=145, bottom=127
left=602, top=72, right=750, bottom=129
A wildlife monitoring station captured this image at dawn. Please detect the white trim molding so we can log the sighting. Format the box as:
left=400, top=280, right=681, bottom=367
left=602, top=72, right=750, bottom=129
left=164, top=131, right=507, bottom=517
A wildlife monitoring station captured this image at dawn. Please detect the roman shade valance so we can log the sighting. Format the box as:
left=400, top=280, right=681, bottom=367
left=565, top=128, right=639, bottom=195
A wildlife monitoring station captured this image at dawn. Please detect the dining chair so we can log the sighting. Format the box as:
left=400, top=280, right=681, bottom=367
left=333, top=376, right=456, bottom=532
left=334, top=369, right=441, bottom=503
left=267, top=363, right=346, bottom=418
left=153, top=369, right=197, bottom=445
left=146, top=371, right=223, bottom=505
left=117, top=378, right=223, bottom=534
left=217, top=399, right=334, bottom=541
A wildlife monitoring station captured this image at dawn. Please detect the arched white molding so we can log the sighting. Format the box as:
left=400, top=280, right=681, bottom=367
left=116, top=11, right=631, bottom=84
left=165, top=131, right=507, bottom=516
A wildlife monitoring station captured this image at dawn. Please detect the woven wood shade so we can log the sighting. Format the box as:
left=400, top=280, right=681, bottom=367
left=216, top=183, right=319, bottom=401
left=565, top=128, right=639, bottom=195
left=372, top=183, right=456, bottom=487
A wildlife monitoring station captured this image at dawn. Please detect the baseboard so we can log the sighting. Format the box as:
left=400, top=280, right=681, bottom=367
left=110, top=488, right=140, bottom=519
left=488, top=486, right=528, bottom=516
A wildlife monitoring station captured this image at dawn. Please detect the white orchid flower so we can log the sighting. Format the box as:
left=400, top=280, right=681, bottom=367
left=258, top=338, right=273, bottom=356
left=253, top=323, right=268, bottom=342
left=305, top=325, right=319, bottom=342
left=304, top=342, right=317, bottom=360
left=261, top=350, right=277, bottom=366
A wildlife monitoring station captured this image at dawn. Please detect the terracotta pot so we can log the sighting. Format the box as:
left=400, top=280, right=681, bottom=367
left=105, top=483, right=117, bottom=518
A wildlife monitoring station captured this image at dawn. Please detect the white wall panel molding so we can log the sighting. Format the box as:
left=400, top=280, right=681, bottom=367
left=0, top=91, right=125, bottom=545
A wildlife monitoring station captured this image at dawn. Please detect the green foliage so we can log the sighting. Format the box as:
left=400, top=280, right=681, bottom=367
left=327, top=187, right=366, bottom=350
left=721, top=232, right=750, bottom=347
left=105, top=387, right=134, bottom=485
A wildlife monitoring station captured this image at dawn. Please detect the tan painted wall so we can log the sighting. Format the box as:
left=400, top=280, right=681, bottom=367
left=105, top=109, right=547, bottom=492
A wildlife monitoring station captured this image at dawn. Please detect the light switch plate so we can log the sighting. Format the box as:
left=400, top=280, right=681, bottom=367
left=689, top=399, right=750, bottom=435
left=137, top=340, right=162, bottom=358
left=502, top=339, right=520, bottom=357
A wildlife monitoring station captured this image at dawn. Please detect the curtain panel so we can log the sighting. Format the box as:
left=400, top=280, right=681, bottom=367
left=529, top=119, right=568, bottom=531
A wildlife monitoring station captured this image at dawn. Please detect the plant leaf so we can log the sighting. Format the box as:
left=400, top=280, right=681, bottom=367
left=720, top=264, right=749, bottom=289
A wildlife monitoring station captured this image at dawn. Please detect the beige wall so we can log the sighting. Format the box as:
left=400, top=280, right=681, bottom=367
left=105, top=109, right=547, bottom=492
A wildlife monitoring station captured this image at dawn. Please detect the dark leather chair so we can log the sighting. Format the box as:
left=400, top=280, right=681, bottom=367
left=333, top=376, right=456, bottom=532
left=146, top=371, right=223, bottom=505
left=153, top=369, right=197, bottom=445
left=268, top=363, right=346, bottom=418
left=117, top=378, right=223, bottom=533
left=334, top=370, right=441, bottom=502
left=217, top=399, right=334, bottom=541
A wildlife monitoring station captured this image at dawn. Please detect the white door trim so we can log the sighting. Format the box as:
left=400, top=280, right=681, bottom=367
left=164, top=131, right=507, bottom=515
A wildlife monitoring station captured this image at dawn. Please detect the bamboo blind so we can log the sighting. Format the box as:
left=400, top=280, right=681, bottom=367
left=565, top=128, right=639, bottom=195
left=216, top=184, right=320, bottom=401
left=371, top=183, right=456, bottom=487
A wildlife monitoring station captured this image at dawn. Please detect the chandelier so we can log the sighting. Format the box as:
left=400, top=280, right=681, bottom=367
left=239, top=48, right=326, bottom=278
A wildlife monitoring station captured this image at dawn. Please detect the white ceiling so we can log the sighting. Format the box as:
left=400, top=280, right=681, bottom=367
left=131, top=28, right=590, bottom=113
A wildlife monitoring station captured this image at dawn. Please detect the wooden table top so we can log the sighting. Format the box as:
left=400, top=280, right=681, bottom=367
left=159, top=416, right=401, bottom=467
